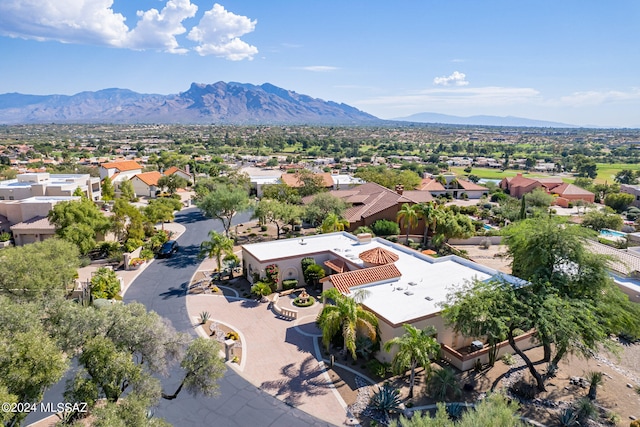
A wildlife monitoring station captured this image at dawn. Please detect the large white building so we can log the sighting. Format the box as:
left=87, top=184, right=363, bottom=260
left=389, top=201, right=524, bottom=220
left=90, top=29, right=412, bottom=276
left=0, top=173, right=101, bottom=201
left=242, top=232, right=533, bottom=370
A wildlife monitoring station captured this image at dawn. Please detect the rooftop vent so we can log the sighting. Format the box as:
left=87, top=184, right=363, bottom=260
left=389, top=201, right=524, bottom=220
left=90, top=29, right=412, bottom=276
left=425, top=296, right=433, bottom=301
left=404, top=291, right=414, bottom=296
left=408, top=281, right=417, bottom=286
left=356, top=233, right=372, bottom=244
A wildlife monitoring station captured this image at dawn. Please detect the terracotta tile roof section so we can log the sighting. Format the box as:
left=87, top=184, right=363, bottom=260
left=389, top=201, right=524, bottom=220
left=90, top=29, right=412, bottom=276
left=100, top=160, right=142, bottom=172
left=164, top=166, right=192, bottom=177
left=456, top=179, right=488, bottom=191
left=133, top=171, right=162, bottom=186
left=321, top=182, right=409, bottom=223
left=328, top=264, right=402, bottom=294
left=358, top=247, right=399, bottom=265
left=586, top=240, right=640, bottom=276
left=280, top=172, right=334, bottom=188
left=324, top=258, right=349, bottom=273
left=550, top=183, right=594, bottom=197
left=506, top=174, right=539, bottom=189
left=401, top=191, right=434, bottom=203
left=10, top=216, right=55, bottom=230
left=418, top=178, right=446, bottom=191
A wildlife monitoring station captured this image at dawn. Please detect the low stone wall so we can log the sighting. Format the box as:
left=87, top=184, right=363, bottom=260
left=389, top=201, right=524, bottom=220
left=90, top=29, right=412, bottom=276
left=440, top=331, right=536, bottom=371
left=270, top=294, right=298, bottom=319
left=123, top=246, right=142, bottom=271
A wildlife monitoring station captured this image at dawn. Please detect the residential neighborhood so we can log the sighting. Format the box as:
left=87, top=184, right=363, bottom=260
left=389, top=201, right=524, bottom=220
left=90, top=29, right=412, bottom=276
left=0, top=123, right=639, bottom=427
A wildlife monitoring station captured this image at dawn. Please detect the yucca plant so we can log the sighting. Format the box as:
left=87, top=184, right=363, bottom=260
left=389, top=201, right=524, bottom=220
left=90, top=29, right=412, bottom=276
left=586, top=370, right=603, bottom=400
left=199, top=311, right=211, bottom=324
left=370, top=382, right=402, bottom=418
left=575, top=398, right=598, bottom=424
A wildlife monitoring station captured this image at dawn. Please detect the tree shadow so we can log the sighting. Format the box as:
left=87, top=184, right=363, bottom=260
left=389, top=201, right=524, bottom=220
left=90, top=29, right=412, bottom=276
left=158, top=281, right=188, bottom=300
left=259, top=355, right=333, bottom=406
left=160, top=245, right=201, bottom=269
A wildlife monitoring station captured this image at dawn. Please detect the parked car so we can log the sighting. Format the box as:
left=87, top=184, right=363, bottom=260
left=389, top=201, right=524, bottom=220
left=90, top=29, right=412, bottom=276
left=158, top=240, right=179, bottom=258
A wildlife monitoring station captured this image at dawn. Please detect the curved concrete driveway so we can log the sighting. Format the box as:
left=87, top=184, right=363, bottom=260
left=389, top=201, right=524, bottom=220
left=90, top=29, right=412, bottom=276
left=124, top=208, right=334, bottom=427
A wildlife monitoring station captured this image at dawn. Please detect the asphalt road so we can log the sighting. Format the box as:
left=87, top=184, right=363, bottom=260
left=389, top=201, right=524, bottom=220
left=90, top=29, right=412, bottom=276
left=27, top=208, right=332, bottom=427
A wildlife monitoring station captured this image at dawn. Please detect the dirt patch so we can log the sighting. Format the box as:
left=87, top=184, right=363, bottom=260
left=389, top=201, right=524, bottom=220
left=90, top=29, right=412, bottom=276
left=326, top=342, right=640, bottom=425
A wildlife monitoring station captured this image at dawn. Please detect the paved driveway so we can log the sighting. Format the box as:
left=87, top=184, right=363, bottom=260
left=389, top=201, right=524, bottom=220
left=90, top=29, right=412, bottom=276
left=123, top=208, right=335, bottom=427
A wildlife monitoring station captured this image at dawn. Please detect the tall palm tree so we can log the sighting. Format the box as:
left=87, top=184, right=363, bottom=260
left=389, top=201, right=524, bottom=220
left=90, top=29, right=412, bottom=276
left=396, top=203, right=419, bottom=244
left=321, top=213, right=350, bottom=233
left=383, top=324, right=440, bottom=398
left=199, top=231, right=234, bottom=277
left=317, top=288, right=378, bottom=360
left=417, top=202, right=441, bottom=247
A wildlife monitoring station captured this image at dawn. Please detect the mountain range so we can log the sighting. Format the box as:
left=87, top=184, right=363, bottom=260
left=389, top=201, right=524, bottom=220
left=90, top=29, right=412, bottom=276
left=0, top=82, right=580, bottom=127
left=392, top=112, right=577, bottom=128
left=0, top=82, right=379, bottom=125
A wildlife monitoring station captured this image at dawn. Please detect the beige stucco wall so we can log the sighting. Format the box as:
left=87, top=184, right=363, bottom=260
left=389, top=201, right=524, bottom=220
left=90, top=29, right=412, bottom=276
left=242, top=248, right=334, bottom=289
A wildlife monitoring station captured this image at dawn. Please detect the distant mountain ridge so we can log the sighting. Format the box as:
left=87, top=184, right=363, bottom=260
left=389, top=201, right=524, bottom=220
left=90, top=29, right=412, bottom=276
left=393, top=112, right=578, bottom=128
left=0, top=82, right=380, bottom=125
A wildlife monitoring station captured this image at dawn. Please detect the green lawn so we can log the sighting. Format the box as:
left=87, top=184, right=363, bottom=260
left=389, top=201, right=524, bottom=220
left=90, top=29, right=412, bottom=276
left=594, top=163, right=637, bottom=184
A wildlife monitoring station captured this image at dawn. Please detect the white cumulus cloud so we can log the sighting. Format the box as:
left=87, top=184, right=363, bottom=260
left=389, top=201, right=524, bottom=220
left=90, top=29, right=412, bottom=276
left=188, top=3, right=258, bottom=60
left=0, top=0, right=129, bottom=46
left=125, top=0, right=198, bottom=53
left=433, top=71, right=469, bottom=87
left=0, top=0, right=258, bottom=59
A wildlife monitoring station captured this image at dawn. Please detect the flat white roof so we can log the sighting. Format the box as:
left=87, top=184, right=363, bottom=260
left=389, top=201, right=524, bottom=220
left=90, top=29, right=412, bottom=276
left=243, top=232, right=521, bottom=326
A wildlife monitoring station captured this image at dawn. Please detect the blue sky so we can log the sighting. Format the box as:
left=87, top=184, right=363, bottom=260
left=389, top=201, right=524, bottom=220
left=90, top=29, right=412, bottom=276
left=1, top=1, right=639, bottom=127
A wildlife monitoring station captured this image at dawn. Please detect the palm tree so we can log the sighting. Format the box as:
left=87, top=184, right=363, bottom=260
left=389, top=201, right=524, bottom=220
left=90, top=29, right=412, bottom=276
left=383, top=324, right=440, bottom=398
left=417, top=202, right=441, bottom=247
left=317, top=288, right=378, bottom=360
left=199, top=231, right=234, bottom=277
left=428, top=366, right=461, bottom=401
left=396, top=203, right=419, bottom=245
left=321, top=213, right=350, bottom=233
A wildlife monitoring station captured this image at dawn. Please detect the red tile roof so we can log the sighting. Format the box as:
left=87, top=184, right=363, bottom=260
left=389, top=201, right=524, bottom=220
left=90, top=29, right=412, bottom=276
left=133, top=171, right=162, bottom=186
left=418, top=178, right=446, bottom=191
left=324, top=258, right=349, bottom=273
left=281, top=172, right=334, bottom=188
left=456, top=179, right=488, bottom=191
left=550, top=183, right=594, bottom=197
left=358, top=247, right=399, bottom=265
left=328, top=264, right=402, bottom=294
left=101, top=160, right=142, bottom=172
left=163, top=166, right=192, bottom=177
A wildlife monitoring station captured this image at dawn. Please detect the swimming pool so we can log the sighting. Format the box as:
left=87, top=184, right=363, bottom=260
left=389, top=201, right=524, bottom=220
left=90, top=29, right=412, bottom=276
left=600, top=229, right=626, bottom=238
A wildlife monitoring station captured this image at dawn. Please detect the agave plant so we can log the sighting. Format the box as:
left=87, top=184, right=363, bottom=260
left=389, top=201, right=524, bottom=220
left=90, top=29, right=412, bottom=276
left=199, top=311, right=211, bottom=324
left=557, top=408, right=578, bottom=427
left=370, top=382, right=402, bottom=418
left=446, top=402, right=464, bottom=420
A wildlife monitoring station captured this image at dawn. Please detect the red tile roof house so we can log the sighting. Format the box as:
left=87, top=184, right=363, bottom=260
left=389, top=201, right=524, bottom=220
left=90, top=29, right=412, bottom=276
left=499, top=173, right=595, bottom=205
left=130, top=171, right=163, bottom=198
left=99, top=160, right=143, bottom=189
left=419, top=175, right=489, bottom=199
left=305, top=182, right=434, bottom=236
left=241, top=232, right=533, bottom=371
left=280, top=171, right=335, bottom=190
left=163, top=166, right=194, bottom=184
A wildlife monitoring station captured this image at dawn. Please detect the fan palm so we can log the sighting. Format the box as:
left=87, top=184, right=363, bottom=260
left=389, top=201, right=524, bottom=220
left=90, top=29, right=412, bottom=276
left=199, top=230, right=234, bottom=276
left=383, top=324, right=440, bottom=398
left=316, top=288, right=378, bottom=360
left=396, top=203, right=419, bottom=245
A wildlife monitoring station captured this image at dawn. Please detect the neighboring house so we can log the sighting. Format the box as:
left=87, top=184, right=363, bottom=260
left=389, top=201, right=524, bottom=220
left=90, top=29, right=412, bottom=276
left=163, top=166, right=194, bottom=184
left=130, top=171, right=163, bottom=198
left=586, top=240, right=640, bottom=303
left=312, top=182, right=433, bottom=234
left=621, top=184, right=640, bottom=208
left=10, top=216, right=56, bottom=246
left=500, top=174, right=594, bottom=205
left=419, top=175, right=489, bottom=199
left=99, top=160, right=143, bottom=187
left=0, top=173, right=101, bottom=201
left=549, top=183, right=596, bottom=207
left=242, top=232, right=532, bottom=371
left=280, top=172, right=334, bottom=191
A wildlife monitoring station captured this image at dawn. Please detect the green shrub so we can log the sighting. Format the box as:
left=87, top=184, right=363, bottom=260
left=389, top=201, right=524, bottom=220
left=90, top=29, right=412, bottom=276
left=371, top=219, right=400, bottom=236
left=123, top=238, right=144, bottom=253
left=501, top=353, right=515, bottom=365
left=0, top=232, right=11, bottom=242
left=293, top=296, right=315, bottom=307
left=282, top=279, right=298, bottom=290
left=366, top=359, right=390, bottom=379
left=260, top=225, right=268, bottom=232
left=140, top=248, right=154, bottom=260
